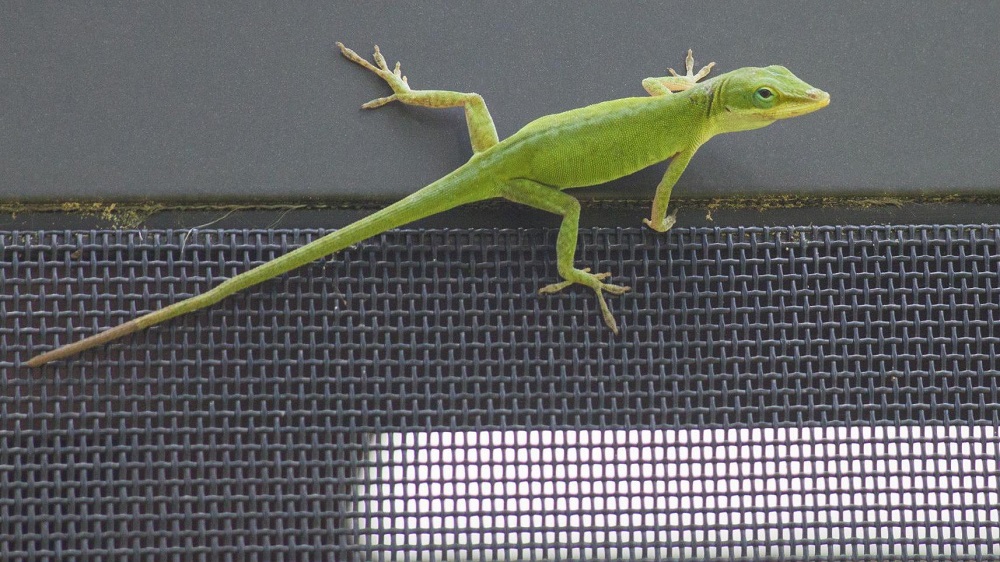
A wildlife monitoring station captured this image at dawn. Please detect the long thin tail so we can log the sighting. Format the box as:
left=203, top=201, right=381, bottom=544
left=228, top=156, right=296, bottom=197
left=26, top=171, right=491, bottom=367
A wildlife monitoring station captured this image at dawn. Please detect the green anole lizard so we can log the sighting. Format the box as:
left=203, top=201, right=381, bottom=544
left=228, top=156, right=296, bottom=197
left=26, top=44, right=829, bottom=367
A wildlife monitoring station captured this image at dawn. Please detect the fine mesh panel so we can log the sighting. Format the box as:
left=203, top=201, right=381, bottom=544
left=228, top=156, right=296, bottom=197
left=2, top=225, right=999, bottom=561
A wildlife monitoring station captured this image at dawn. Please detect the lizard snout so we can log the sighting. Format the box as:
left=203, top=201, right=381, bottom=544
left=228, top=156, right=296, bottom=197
left=806, top=88, right=830, bottom=105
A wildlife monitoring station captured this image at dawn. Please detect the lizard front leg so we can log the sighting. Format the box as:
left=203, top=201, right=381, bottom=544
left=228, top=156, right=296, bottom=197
left=337, top=42, right=499, bottom=153
left=501, top=180, right=630, bottom=334
left=644, top=148, right=697, bottom=232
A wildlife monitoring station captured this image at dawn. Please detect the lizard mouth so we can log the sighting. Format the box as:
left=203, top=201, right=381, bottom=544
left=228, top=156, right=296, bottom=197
left=774, top=88, right=830, bottom=119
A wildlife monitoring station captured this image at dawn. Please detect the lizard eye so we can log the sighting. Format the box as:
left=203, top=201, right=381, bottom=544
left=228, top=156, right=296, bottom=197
left=753, top=87, right=777, bottom=108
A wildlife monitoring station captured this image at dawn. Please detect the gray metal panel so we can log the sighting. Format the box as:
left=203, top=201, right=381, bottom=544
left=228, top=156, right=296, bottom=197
left=2, top=2, right=999, bottom=203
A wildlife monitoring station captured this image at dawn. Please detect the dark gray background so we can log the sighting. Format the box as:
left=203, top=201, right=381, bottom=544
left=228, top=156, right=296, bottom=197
left=2, top=1, right=998, bottom=204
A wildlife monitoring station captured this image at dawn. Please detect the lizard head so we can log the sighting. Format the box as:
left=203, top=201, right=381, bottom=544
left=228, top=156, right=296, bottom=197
left=711, top=65, right=829, bottom=133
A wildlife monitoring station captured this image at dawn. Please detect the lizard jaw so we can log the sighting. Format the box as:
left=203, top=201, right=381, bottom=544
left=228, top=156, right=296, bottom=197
left=774, top=88, right=831, bottom=120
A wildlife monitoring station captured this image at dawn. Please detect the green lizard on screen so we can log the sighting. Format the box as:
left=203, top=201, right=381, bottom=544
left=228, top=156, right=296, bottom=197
left=26, top=43, right=829, bottom=367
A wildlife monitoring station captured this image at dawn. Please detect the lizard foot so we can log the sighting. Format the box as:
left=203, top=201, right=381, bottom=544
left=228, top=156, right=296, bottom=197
left=643, top=209, right=678, bottom=233
left=336, top=42, right=412, bottom=108
left=648, top=50, right=716, bottom=94
left=669, top=49, right=715, bottom=84
left=539, top=268, right=631, bottom=334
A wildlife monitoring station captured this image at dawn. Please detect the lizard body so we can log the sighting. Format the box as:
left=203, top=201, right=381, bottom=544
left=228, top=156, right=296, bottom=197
left=26, top=44, right=828, bottom=367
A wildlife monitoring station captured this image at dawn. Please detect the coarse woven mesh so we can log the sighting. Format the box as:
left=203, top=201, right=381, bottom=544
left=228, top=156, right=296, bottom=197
left=2, top=225, right=999, bottom=561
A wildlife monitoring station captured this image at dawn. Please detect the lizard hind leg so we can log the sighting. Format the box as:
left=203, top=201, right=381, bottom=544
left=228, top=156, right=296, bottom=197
left=501, top=180, right=631, bottom=334
left=337, top=42, right=500, bottom=153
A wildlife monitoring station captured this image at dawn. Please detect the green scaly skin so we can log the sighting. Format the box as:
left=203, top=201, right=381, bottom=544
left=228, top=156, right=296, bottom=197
left=26, top=44, right=829, bottom=367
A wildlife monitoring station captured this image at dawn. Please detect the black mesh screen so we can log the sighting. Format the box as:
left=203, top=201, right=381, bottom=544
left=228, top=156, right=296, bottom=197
left=3, top=225, right=999, bottom=560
